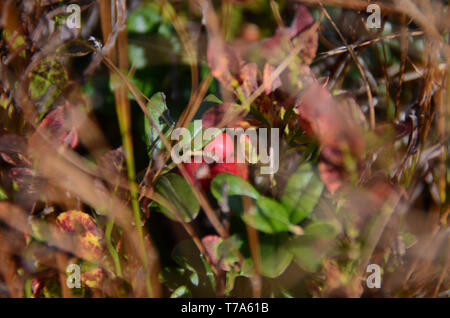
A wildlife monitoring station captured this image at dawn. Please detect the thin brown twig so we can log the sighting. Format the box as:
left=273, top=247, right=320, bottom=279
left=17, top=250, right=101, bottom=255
left=319, top=4, right=376, bottom=130
left=395, top=13, right=408, bottom=120
left=56, top=253, right=71, bottom=298
left=298, top=0, right=443, bottom=42
left=316, top=30, right=424, bottom=60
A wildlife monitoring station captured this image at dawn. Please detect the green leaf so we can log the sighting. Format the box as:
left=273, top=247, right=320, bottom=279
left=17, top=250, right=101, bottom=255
left=216, top=235, right=244, bottom=271
left=29, top=58, right=67, bottom=116
left=171, top=240, right=215, bottom=293
left=304, top=221, right=340, bottom=238
left=0, top=186, right=7, bottom=200
left=401, top=232, right=418, bottom=249
left=159, top=267, right=189, bottom=291
left=170, top=285, right=191, bottom=298
left=239, top=257, right=255, bottom=277
left=279, top=287, right=294, bottom=298
left=127, top=6, right=161, bottom=33
left=189, top=270, right=199, bottom=287
left=194, top=94, right=223, bottom=121
left=288, top=236, right=323, bottom=272
left=144, top=92, right=173, bottom=154
left=203, top=94, right=223, bottom=104
left=128, top=44, right=147, bottom=69
left=225, top=270, right=239, bottom=295
left=259, top=234, right=293, bottom=278
left=242, top=196, right=293, bottom=234
left=155, top=173, right=200, bottom=222
left=211, top=173, right=260, bottom=203
left=29, top=216, right=48, bottom=242
left=288, top=222, right=339, bottom=272
left=42, top=279, right=62, bottom=298
left=172, top=240, right=204, bottom=277
left=281, top=163, right=324, bottom=224
left=24, top=278, right=33, bottom=298
left=199, top=254, right=215, bottom=291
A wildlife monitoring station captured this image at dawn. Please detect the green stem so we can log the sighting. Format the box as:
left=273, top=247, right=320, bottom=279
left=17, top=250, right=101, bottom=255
left=116, top=101, right=153, bottom=297
left=105, top=218, right=123, bottom=278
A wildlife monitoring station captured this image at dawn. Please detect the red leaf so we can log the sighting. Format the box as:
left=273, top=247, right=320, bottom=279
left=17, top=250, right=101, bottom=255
left=288, top=4, right=318, bottom=65
left=30, top=277, right=43, bottom=297
left=287, top=4, right=316, bottom=37
left=297, top=84, right=364, bottom=154
left=318, top=158, right=345, bottom=194
left=297, top=84, right=365, bottom=192
left=261, top=5, right=318, bottom=65
left=202, top=235, right=221, bottom=267
left=207, top=40, right=243, bottom=90
left=30, top=105, right=79, bottom=150
left=201, top=235, right=236, bottom=271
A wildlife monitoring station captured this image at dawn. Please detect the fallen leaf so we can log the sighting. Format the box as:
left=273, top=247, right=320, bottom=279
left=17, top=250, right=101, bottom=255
left=81, top=267, right=104, bottom=289
left=56, top=210, right=104, bottom=261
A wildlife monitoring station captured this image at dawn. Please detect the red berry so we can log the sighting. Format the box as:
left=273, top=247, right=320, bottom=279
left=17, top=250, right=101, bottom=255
left=180, top=155, right=249, bottom=194
left=181, top=158, right=212, bottom=191
left=204, top=132, right=234, bottom=161
left=211, top=161, right=249, bottom=181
